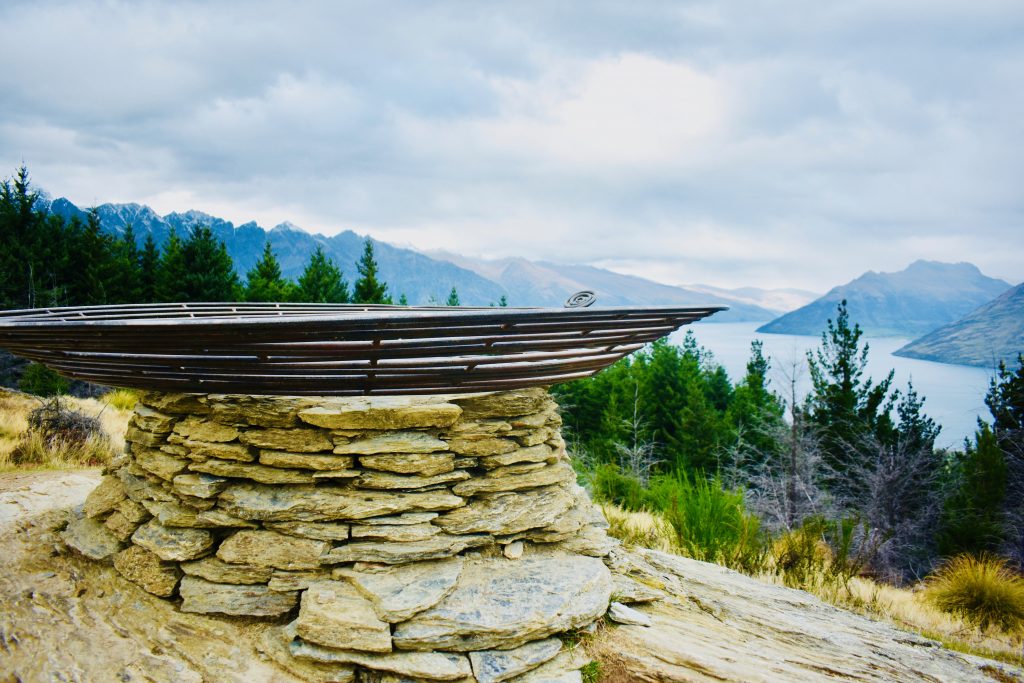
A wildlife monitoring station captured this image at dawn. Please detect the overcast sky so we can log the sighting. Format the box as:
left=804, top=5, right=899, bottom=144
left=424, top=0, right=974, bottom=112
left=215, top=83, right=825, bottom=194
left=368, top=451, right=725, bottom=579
left=2, top=1, right=1022, bottom=291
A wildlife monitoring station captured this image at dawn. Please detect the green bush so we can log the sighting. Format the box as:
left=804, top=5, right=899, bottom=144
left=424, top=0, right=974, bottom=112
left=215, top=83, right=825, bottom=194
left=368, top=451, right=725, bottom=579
left=589, top=463, right=646, bottom=510
left=773, top=515, right=871, bottom=590
left=926, top=555, right=1024, bottom=634
left=18, top=362, right=69, bottom=397
left=646, top=471, right=767, bottom=573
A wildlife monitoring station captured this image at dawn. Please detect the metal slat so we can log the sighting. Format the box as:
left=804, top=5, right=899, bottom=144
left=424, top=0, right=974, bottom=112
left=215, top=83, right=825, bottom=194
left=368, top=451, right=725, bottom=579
left=0, top=302, right=724, bottom=394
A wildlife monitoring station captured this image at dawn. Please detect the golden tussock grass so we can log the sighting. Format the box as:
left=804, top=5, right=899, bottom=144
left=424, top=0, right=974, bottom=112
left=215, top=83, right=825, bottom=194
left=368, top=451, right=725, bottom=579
left=0, top=388, right=135, bottom=472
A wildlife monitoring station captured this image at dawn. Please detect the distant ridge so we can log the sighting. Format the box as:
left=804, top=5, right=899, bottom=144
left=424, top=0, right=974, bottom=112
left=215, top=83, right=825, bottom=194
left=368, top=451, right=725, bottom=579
left=40, top=195, right=768, bottom=318
left=894, top=282, right=1024, bottom=368
left=428, top=251, right=776, bottom=321
left=757, top=260, right=1011, bottom=337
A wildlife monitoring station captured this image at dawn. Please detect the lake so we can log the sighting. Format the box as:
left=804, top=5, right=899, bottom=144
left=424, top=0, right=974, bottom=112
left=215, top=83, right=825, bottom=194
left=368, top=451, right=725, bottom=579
left=674, top=322, right=995, bottom=449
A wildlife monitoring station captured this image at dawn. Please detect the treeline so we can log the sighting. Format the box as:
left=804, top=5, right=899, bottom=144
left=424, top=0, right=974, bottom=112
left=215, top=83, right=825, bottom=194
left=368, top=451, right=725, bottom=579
left=0, top=166, right=471, bottom=309
left=555, top=301, right=1024, bottom=582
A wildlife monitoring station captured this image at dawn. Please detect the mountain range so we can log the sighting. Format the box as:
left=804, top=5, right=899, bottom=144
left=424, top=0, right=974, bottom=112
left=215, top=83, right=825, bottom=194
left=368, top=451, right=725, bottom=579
left=40, top=196, right=779, bottom=321
left=894, top=282, right=1024, bottom=368
left=756, top=260, right=1011, bottom=338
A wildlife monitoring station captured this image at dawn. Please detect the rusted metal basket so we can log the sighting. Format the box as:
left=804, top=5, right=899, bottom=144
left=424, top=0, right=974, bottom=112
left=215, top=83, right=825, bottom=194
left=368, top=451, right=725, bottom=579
left=0, top=302, right=724, bottom=395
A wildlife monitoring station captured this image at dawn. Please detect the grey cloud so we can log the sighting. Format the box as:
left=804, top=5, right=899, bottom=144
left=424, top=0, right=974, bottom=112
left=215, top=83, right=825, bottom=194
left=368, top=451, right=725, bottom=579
left=0, top=0, right=1021, bottom=290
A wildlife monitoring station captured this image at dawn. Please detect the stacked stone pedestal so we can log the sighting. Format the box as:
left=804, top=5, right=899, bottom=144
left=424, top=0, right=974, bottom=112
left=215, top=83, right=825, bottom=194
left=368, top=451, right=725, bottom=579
left=64, top=388, right=616, bottom=682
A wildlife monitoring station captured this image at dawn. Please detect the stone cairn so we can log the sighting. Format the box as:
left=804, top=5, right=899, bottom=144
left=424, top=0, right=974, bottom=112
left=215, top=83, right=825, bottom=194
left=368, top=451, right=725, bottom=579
left=63, top=387, right=625, bottom=683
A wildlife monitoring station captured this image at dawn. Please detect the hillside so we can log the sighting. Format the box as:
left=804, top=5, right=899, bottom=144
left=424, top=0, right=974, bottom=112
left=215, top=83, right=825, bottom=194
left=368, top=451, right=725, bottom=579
left=758, top=260, right=1011, bottom=337
left=42, top=195, right=769, bottom=317
left=894, top=282, right=1024, bottom=368
left=430, top=252, right=775, bottom=321
left=1, top=470, right=1017, bottom=682
left=683, top=283, right=819, bottom=315
left=44, top=198, right=507, bottom=307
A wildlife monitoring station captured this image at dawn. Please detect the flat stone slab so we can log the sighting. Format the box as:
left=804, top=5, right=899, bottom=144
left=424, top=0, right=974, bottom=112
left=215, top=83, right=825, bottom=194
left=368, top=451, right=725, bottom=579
left=265, top=521, right=351, bottom=541
left=217, top=529, right=330, bottom=570
left=62, top=515, right=124, bottom=560
left=436, top=485, right=574, bottom=536
left=350, top=522, right=440, bottom=543
left=608, top=601, right=652, bottom=627
left=140, top=500, right=256, bottom=529
left=453, top=389, right=550, bottom=418
left=296, top=581, right=392, bottom=652
left=179, top=576, right=298, bottom=617
left=470, top=637, right=563, bottom=683
left=183, top=439, right=255, bottom=462
left=173, top=416, right=239, bottom=442
left=83, top=475, right=126, bottom=518
left=113, top=545, right=181, bottom=597
left=479, top=444, right=556, bottom=469
left=133, top=447, right=189, bottom=480
left=240, top=428, right=334, bottom=453
left=334, top=556, right=463, bottom=622
left=451, top=461, right=574, bottom=497
left=259, top=450, right=356, bottom=471
left=357, top=469, right=469, bottom=490
left=181, top=555, right=273, bottom=584
left=287, top=629, right=471, bottom=681
left=131, top=520, right=214, bottom=561
left=445, top=436, right=518, bottom=456
left=130, top=404, right=175, bottom=432
left=172, top=473, right=228, bottom=498
left=358, top=453, right=456, bottom=476
left=333, top=431, right=448, bottom=455
left=190, top=459, right=315, bottom=484
left=298, top=399, right=462, bottom=430
left=322, top=533, right=491, bottom=565
left=392, top=550, right=612, bottom=651
left=217, top=483, right=465, bottom=522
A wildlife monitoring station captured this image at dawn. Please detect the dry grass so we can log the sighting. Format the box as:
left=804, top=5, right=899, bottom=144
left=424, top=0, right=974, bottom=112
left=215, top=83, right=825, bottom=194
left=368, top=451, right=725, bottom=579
left=0, top=388, right=132, bottom=472
left=601, top=502, right=1024, bottom=669
left=600, top=503, right=677, bottom=553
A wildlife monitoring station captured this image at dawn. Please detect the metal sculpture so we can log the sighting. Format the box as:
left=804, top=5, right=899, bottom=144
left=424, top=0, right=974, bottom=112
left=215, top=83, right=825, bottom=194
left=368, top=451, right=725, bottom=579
left=0, top=302, right=725, bottom=395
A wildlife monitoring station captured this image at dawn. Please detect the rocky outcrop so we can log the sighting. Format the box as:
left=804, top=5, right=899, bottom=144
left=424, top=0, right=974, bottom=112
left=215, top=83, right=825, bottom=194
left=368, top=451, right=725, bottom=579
left=3, top=469, right=1021, bottom=682
left=54, top=388, right=612, bottom=682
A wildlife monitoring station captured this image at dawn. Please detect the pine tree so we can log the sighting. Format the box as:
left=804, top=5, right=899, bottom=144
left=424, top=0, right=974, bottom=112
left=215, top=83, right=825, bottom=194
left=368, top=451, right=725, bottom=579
left=939, top=423, right=1008, bottom=556
left=111, top=224, right=141, bottom=303
left=179, top=226, right=239, bottom=301
left=398, top=293, right=409, bottom=306
left=446, top=287, right=460, bottom=306
left=805, top=299, right=895, bottom=487
left=983, top=354, right=1024, bottom=562
left=138, top=233, right=160, bottom=303
left=244, top=241, right=292, bottom=302
left=68, top=210, right=117, bottom=305
left=498, top=294, right=508, bottom=307
left=157, top=230, right=187, bottom=302
left=296, top=246, right=349, bottom=303
left=352, top=238, right=390, bottom=304
left=727, top=341, right=786, bottom=462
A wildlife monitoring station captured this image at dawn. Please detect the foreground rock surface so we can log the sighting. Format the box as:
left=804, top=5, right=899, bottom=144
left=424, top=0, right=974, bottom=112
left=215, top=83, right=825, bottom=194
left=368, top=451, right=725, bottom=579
left=2, top=470, right=1020, bottom=682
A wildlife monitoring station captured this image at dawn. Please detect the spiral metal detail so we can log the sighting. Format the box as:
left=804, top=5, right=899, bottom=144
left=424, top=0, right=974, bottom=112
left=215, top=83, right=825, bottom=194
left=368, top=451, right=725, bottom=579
left=564, top=291, right=596, bottom=308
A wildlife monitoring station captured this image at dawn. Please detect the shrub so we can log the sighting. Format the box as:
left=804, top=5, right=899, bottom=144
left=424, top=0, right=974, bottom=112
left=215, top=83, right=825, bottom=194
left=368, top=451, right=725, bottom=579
left=925, top=555, right=1024, bottom=634
left=772, top=515, right=874, bottom=592
left=9, top=397, right=110, bottom=467
left=18, top=362, right=69, bottom=396
left=102, top=388, right=140, bottom=411
left=646, top=471, right=767, bottom=573
left=589, top=463, right=646, bottom=511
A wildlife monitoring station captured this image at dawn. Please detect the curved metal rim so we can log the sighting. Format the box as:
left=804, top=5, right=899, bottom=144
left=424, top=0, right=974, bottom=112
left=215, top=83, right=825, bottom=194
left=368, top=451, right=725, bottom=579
left=0, top=302, right=727, bottom=395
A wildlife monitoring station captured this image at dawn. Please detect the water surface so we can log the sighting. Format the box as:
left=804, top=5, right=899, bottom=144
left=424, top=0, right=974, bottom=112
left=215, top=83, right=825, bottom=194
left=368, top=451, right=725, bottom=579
left=674, top=322, right=994, bottom=448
